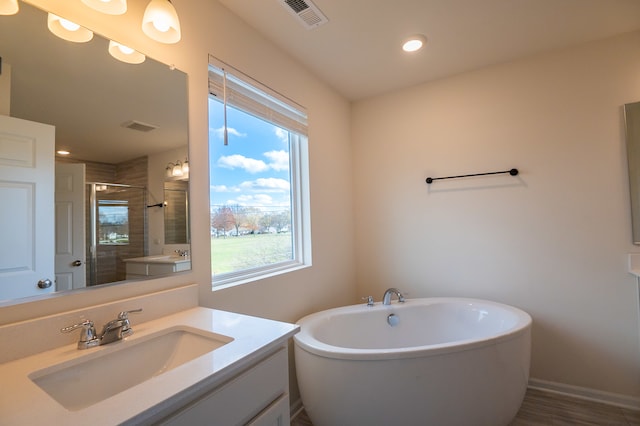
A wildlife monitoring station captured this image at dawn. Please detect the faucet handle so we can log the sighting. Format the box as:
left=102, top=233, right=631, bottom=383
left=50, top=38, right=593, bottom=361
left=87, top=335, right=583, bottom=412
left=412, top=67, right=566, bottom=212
left=361, top=296, right=375, bottom=307
left=117, top=308, right=143, bottom=320
left=118, top=308, right=142, bottom=337
left=61, top=319, right=95, bottom=334
left=61, top=319, right=99, bottom=349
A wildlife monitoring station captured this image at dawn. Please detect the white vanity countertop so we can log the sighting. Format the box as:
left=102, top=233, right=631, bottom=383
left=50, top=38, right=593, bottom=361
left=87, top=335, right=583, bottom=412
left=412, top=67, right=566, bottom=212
left=0, top=307, right=299, bottom=425
left=123, top=255, right=191, bottom=264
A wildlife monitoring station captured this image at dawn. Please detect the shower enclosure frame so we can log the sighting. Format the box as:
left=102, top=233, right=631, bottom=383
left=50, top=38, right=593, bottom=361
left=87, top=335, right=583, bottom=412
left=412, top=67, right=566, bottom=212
left=86, top=182, right=147, bottom=286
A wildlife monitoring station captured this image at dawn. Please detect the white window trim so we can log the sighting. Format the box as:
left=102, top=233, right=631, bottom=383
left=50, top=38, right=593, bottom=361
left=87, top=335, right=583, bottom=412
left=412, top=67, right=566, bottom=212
left=208, top=58, right=312, bottom=289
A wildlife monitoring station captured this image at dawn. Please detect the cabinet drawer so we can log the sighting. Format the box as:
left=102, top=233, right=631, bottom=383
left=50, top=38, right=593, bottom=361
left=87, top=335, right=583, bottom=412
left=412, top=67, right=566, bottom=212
left=246, top=394, right=289, bottom=426
left=160, top=348, right=288, bottom=426
left=126, top=263, right=148, bottom=275
left=174, top=261, right=190, bottom=272
left=148, top=263, right=176, bottom=275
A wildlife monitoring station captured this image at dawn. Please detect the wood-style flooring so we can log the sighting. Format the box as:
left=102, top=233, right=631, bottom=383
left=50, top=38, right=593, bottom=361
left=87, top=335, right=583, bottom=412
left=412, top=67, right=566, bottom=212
left=291, top=388, right=640, bottom=425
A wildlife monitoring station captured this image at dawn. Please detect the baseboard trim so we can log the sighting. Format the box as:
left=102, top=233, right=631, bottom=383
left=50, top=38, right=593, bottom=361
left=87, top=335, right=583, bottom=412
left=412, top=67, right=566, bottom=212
left=289, top=380, right=640, bottom=420
left=290, top=397, right=304, bottom=421
left=529, top=378, right=640, bottom=411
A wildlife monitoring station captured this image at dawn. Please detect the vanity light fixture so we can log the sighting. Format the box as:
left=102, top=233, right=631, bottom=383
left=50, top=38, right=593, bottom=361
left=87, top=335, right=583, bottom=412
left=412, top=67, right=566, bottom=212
left=172, top=162, right=183, bottom=177
left=108, top=41, right=146, bottom=64
left=402, top=34, right=427, bottom=53
left=142, top=0, right=181, bottom=44
left=165, top=159, right=189, bottom=178
left=82, top=0, right=127, bottom=15
left=56, top=150, right=71, bottom=156
left=166, top=161, right=183, bottom=178
left=0, top=0, right=18, bottom=15
left=47, top=13, right=94, bottom=43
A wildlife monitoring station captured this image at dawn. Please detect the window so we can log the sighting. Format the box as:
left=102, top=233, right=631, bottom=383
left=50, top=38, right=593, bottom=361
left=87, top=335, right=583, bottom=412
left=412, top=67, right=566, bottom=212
left=208, top=56, right=311, bottom=288
left=98, top=199, right=130, bottom=245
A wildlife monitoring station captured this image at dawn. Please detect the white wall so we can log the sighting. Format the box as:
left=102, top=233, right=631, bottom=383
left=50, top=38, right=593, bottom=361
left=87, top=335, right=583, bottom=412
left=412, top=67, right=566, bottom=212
left=3, top=0, right=356, bottom=327
left=352, top=31, right=640, bottom=398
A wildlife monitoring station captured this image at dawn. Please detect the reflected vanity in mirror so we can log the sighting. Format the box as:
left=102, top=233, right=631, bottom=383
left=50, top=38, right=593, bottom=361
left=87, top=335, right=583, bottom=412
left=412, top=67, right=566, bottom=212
left=0, top=1, right=190, bottom=303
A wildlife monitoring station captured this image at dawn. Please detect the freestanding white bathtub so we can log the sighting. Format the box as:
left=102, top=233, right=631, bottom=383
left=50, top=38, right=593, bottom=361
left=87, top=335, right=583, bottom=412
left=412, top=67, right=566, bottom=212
left=294, top=297, right=532, bottom=426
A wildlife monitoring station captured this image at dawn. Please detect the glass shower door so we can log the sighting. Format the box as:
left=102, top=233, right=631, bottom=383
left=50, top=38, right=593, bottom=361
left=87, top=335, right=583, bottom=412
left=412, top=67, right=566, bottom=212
left=86, top=183, right=147, bottom=286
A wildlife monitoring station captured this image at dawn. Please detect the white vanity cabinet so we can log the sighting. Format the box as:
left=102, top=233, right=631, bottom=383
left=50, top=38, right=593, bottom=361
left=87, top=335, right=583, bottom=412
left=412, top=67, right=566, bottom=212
left=0, top=303, right=299, bottom=426
left=156, top=347, right=290, bottom=426
left=123, top=256, right=191, bottom=279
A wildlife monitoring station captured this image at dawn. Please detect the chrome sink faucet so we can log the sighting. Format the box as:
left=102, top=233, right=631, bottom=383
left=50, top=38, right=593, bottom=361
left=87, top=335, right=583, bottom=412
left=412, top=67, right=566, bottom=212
left=382, top=288, right=405, bottom=305
left=175, top=249, right=189, bottom=257
left=99, top=309, right=142, bottom=345
left=60, top=319, right=99, bottom=349
left=61, top=309, right=142, bottom=349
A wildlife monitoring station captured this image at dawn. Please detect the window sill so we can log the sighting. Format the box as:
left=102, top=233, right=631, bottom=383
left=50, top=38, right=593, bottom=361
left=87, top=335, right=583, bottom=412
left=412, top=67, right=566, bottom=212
left=211, top=261, right=311, bottom=291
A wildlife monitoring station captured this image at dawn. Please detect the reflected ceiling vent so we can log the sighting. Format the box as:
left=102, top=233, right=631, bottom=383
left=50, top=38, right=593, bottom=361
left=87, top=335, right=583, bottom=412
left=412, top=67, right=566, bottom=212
left=280, top=0, right=328, bottom=29
left=121, top=120, right=158, bottom=132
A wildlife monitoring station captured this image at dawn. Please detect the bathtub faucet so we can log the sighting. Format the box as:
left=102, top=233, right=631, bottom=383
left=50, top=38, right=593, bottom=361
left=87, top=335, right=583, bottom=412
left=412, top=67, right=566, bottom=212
left=382, top=288, right=405, bottom=305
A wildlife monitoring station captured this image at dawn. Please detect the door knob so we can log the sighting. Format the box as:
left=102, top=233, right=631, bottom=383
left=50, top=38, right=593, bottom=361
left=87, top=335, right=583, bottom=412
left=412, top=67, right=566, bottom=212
left=37, top=279, right=52, bottom=289
left=72, top=260, right=83, bottom=267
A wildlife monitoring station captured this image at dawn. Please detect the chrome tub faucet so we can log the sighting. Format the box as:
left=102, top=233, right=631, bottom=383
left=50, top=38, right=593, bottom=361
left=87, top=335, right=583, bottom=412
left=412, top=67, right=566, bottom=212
left=382, top=288, right=405, bottom=305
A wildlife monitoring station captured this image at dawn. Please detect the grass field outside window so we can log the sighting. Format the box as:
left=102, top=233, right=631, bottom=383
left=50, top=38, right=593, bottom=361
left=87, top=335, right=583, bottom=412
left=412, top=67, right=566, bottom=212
left=211, top=233, right=293, bottom=277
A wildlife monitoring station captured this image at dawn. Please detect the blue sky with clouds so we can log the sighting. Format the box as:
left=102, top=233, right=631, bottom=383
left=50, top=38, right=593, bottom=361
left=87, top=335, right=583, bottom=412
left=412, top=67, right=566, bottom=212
left=209, top=98, right=291, bottom=211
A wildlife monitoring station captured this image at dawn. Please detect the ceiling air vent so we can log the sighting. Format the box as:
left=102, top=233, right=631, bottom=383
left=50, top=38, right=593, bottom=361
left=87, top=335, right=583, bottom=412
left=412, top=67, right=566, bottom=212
left=121, top=120, right=158, bottom=132
left=280, top=0, right=328, bottom=29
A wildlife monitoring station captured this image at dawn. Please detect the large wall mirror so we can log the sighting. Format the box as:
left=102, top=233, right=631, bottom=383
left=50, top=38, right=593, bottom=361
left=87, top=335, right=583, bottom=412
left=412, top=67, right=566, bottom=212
left=625, top=101, right=640, bottom=244
left=0, top=1, right=190, bottom=304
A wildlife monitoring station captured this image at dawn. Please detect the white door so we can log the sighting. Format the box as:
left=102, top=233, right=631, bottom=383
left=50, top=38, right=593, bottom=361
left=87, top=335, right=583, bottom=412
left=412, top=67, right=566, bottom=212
left=55, top=163, right=86, bottom=291
left=0, top=115, right=55, bottom=300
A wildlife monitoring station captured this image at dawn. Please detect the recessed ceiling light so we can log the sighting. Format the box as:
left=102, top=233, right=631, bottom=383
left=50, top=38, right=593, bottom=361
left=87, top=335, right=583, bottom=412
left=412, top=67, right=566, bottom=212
left=56, top=150, right=71, bottom=155
left=402, top=34, right=427, bottom=53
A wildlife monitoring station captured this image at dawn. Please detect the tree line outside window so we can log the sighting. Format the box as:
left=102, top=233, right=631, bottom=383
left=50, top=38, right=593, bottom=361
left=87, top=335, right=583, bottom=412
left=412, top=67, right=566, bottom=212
left=210, top=204, right=291, bottom=237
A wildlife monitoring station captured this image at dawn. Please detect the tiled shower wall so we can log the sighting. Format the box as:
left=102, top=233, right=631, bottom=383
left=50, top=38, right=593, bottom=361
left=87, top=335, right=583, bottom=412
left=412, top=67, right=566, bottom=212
left=114, top=156, right=148, bottom=282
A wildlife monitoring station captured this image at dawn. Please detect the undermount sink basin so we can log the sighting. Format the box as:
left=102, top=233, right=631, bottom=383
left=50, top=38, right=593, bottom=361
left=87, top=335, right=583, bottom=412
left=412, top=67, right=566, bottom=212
left=30, top=327, right=233, bottom=411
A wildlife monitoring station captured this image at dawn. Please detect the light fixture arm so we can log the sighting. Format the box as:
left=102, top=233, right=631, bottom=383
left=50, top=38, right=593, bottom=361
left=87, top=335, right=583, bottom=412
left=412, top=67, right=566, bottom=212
left=82, top=0, right=127, bottom=15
